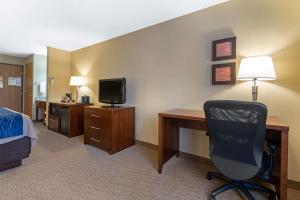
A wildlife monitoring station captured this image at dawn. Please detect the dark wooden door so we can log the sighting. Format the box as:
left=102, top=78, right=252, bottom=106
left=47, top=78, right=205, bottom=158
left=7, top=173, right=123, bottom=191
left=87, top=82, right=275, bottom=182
left=24, top=63, right=33, bottom=118
left=0, top=63, right=23, bottom=112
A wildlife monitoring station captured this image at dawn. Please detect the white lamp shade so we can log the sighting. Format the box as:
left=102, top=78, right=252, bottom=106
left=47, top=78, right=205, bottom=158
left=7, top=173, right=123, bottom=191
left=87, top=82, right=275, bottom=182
left=237, top=56, right=276, bottom=80
left=69, top=76, right=86, bottom=86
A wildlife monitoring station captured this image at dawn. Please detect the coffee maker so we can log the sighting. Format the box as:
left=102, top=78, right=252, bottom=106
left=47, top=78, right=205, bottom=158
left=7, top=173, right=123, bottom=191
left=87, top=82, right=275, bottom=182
left=81, top=95, right=90, bottom=104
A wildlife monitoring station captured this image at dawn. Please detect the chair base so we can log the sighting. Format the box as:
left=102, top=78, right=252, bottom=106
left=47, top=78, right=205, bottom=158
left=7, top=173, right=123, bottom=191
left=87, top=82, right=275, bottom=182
left=206, top=171, right=277, bottom=200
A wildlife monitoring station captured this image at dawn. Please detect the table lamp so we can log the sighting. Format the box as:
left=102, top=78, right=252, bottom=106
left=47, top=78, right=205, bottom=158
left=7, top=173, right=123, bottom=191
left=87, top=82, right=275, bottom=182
left=237, top=56, right=276, bottom=101
left=69, top=76, right=86, bottom=102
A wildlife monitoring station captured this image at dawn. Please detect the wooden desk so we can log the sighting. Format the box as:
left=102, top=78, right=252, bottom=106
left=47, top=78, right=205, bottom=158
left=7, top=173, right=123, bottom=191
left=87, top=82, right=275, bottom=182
left=158, top=109, right=289, bottom=200
left=35, top=100, right=46, bottom=122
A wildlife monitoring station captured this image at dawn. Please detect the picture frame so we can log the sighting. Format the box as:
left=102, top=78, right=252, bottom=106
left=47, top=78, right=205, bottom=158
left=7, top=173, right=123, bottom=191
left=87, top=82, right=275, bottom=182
left=212, top=37, right=236, bottom=61
left=212, top=63, right=236, bottom=85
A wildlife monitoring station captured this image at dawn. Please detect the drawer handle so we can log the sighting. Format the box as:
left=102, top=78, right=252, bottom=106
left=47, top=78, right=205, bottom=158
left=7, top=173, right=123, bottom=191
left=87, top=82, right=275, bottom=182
left=91, top=126, right=102, bottom=130
left=90, top=138, right=100, bottom=143
left=90, top=114, right=102, bottom=118
left=49, top=119, right=55, bottom=122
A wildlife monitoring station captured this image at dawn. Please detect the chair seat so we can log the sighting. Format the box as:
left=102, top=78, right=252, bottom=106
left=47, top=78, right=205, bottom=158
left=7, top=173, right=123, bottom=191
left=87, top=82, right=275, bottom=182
left=212, top=155, right=260, bottom=181
left=213, top=151, right=270, bottom=181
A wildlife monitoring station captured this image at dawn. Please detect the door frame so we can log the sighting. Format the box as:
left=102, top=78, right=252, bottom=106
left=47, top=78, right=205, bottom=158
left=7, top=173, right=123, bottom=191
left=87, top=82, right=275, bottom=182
left=0, top=63, right=24, bottom=112
left=24, top=62, right=33, bottom=118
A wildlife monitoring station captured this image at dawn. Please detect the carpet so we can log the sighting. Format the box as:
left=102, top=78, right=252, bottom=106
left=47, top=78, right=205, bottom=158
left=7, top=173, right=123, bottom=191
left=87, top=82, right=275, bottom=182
left=0, top=123, right=298, bottom=200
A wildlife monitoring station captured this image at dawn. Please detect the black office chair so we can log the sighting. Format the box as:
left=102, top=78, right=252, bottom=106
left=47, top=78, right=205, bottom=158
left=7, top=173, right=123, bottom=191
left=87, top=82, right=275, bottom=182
left=203, top=100, right=277, bottom=200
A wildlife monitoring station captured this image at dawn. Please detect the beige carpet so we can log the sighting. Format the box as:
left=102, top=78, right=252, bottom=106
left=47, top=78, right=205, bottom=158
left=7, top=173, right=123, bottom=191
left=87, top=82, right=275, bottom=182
left=0, top=123, right=298, bottom=200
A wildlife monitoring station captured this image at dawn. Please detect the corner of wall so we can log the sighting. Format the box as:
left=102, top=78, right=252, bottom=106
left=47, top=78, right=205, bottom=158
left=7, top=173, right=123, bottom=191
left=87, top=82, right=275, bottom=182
left=47, top=47, right=71, bottom=103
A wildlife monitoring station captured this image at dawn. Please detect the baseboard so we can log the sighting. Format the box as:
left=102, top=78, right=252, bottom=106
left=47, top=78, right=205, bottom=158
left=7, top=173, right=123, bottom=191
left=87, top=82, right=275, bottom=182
left=288, top=180, right=300, bottom=191
left=179, top=151, right=213, bottom=167
left=135, top=140, right=300, bottom=191
left=135, top=140, right=158, bottom=150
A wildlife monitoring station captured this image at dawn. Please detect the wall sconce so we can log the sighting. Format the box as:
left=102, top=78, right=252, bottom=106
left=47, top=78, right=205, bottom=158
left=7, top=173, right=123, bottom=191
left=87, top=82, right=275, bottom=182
left=48, top=77, right=55, bottom=86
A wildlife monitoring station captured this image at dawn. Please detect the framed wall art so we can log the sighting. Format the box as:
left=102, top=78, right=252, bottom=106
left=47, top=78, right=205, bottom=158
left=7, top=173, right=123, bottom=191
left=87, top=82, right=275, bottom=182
left=212, top=37, right=236, bottom=61
left=212, top=63, right=236, bottom=85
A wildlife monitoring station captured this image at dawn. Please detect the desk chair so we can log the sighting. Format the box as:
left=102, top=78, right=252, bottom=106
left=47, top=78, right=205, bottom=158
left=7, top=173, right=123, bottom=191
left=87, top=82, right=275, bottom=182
left=203, top=100, right=277, bottom=200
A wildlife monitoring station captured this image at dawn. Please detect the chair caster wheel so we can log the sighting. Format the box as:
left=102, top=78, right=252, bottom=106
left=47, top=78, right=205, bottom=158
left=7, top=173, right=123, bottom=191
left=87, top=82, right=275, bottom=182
left=269, top=193, right=277, bottom=200
left=206, top=174, right=212, bottom=180
left=210, top=196, right=216, bottom=200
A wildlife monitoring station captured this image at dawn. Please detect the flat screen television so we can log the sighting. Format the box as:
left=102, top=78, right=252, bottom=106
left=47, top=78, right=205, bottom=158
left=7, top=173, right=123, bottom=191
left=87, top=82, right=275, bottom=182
left=99, top=78, right=126, bottom=107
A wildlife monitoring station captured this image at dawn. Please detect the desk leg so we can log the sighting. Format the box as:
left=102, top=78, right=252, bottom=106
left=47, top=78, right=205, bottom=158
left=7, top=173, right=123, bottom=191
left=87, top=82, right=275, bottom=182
left=278, top=131, right=288, bottom=200
left=158, top=116, right=179, bottom=173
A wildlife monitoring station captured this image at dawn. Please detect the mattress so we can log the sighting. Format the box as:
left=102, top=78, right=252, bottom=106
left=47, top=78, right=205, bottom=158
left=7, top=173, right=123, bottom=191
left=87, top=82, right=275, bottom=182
left=0, top=108, right=37, bottom=144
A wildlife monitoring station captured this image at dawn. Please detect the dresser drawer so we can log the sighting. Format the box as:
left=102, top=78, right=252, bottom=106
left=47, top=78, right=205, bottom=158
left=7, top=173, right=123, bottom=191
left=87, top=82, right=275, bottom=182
left=85, top=108, right=111, bottom=121
left=84, top=108, right=111, bottom=130
left=85, top=125, right=111, bottom=138
left=84, top=130, right=111, bottom=150
left=84, top=119, right=111, bottom=130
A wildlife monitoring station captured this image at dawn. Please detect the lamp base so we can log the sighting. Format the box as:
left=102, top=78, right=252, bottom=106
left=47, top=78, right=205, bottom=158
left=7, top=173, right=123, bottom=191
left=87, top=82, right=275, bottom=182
left=252, top=78, right=258, bottom=102
left=75, top=87, right=80, bottom=103
left=252, top=85, right=258, bottom=101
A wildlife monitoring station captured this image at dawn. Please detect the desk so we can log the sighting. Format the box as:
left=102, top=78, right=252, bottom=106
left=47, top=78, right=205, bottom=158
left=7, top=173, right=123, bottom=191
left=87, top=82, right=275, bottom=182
left=158, top=109, right=289, bottom=200
left=35, top=100, right=46, bottom=122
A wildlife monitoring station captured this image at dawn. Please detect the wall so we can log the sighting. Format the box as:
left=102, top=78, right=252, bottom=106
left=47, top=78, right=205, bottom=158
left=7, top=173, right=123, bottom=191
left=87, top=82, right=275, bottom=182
left=25, top=55, right=33, bottom=65
left=0, top=54, right=25, bottom=65
left=69, top=0, right=300, bottom=181
left=24, top=54, right=48, bottom=120
left=33, top=54, right=47, bottom=120
left=47, top=47, right=71, bottom=102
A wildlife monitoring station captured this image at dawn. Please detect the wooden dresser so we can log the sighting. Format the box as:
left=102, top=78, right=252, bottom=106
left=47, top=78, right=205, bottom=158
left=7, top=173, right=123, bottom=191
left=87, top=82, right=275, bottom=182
left=48, top=102, right=91, bottom=137
left=84, top=106, right=135, bottom=154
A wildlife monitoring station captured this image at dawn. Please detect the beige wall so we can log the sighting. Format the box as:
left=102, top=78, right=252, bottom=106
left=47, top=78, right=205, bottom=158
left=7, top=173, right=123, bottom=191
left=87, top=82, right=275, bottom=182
left=0, top=54, right=25, bottom=65
left=47, top=47, right=71, bottom=102
left=50, top=0, right=300, bottom=181
left=25, top=55, right=33, bottom=64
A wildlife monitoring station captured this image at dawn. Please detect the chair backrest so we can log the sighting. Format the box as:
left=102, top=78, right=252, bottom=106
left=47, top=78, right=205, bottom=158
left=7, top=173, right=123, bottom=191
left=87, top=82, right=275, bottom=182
left=204, top=100, right=268, bottom=180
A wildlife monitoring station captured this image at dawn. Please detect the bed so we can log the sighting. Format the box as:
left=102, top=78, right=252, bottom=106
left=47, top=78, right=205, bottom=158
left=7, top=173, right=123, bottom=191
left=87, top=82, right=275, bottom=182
left=0, top=107, right=37, bottom=172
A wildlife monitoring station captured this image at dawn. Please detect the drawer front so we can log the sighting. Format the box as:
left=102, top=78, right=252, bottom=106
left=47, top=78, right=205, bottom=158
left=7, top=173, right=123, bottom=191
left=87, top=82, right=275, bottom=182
left=85, top=108, right=111, bottom=120
left=84, top=108, right=111, bottom=130
left=85, top=129, right=111, bottom=150
left=85, top=125, right=111, bottom=139
left=84, top=119, right=111, bottom=132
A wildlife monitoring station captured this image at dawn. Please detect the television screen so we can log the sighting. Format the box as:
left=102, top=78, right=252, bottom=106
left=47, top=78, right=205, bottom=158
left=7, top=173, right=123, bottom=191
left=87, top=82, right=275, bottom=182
left=99, top=78, right=126, bottom=105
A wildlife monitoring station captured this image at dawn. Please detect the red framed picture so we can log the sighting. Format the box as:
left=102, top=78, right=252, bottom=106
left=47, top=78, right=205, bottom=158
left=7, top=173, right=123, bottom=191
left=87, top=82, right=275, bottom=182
left=212, top=63, right=236, bottom=85
left=212, top=37, right=236, bottom=61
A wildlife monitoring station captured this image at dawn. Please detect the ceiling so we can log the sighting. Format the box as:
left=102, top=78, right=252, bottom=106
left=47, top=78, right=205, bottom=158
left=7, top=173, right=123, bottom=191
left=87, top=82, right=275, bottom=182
left=0, top=0, right=228, bottom=57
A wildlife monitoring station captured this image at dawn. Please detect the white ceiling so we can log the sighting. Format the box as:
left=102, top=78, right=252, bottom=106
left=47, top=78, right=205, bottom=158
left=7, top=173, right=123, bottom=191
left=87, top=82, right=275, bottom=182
left=0, top=0, right=228, bottom=57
